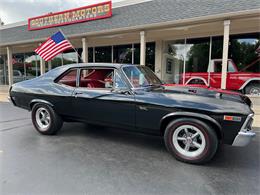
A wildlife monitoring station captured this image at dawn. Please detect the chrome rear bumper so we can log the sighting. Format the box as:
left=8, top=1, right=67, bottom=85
left=232, top=113, right=255, bottom=147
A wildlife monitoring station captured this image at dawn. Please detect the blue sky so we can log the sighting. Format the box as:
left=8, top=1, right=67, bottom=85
left=0, top=0, right=123, bottom=24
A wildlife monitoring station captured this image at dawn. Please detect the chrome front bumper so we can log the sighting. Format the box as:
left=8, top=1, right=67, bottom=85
left=232, top=113, right=255, bottom=147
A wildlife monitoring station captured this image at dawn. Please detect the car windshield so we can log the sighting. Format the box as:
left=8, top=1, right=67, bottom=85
left=122, top=65, right=162, bottom=88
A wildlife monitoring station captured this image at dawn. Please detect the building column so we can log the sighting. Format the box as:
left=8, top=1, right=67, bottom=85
left=48, top=61, right=52, bottom=71
left=82, top=38, right=88, bottom=63
left=7, top=46, right=13, bottom=86
left=221, top=20, right=230, bottom=89
left=140, top=31, right=146, bottom=65
left=40, top=58, right=45, bottom=75
left=155, top=40, right=163, bottom=79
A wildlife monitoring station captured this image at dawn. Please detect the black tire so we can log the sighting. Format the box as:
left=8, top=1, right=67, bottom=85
left=245, top=84, right=260, bottom=95
left=164, top=118, right=218, bottom=164
left=31, top=103, right=63, bottom=135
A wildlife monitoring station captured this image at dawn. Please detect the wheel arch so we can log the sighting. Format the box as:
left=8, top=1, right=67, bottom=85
left=29, top=99, right=54, bottom=110
left=239, top=78, right=260, bottom=90
left=185, top=77, right=208, bottom=86
left=160, top=112, right=222, bottom=139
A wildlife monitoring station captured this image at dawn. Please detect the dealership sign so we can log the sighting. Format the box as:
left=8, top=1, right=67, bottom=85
left=28, top=1, right=112, bottom=31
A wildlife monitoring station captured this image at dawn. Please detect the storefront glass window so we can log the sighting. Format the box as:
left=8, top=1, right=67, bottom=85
left=113, top=44, right=132, bottom=64
left=211, top=36, right=223, bottom=60
left=0, top=55, right=8, bottom=85
left=134, top=42, right=156, bottom=71
left=63, top=50, right=78, bottom=65
left=24, top=53, right=40, bottom=78
left=146, top=42, right=156, bottom=71
left=13, top=53, right=25, bottom=83
left=165, top=40, right=185, bottom=84
left=88, top=47, right=94, bottom=63
left=229, top=33, right=259, bottom=73
left=95, top=46, right=112, bottom=63
left=51, top=54, right=63, bottom=69
left=134, top=44, right=140, bottom=65
left=186, top=38, right=210, bottom=73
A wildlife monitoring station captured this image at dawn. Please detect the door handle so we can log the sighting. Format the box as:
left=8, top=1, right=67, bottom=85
left=74, top=92, right=83, bottom=97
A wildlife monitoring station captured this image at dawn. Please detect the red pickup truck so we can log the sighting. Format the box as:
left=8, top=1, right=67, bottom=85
left=181, top=58, right=260, bottom=95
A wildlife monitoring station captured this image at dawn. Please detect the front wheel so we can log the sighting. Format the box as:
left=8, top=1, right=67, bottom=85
left=164, top=118, right=218, bottom=164
left=32, top=103, right=63, bottom=135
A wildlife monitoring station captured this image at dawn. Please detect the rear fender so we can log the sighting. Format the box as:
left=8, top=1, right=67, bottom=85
left=185, top=77, right=209, bottom=86
left=239, top=78, right=260, bottom=90
left=29, top=99, right=54, bottom=110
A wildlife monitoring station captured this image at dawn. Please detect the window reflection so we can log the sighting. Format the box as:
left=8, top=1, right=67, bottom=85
left=229, top=33, right=259, bottom=73
left=113, top=45, right=132, bottom=64
left=63, top=50, right=78, bottom=65
left=165, top=40, right=185, bottom=84
left=51, top=54, right=62, bottom=69
left=24, top=53, right=40, bottom=78
left=95, top=46, right=112, bottom=63
left=146, top=42, right=155, bottom=71
left=88, top=47, right=94, bottom=63
left=186, top=38, right=210, bottom=73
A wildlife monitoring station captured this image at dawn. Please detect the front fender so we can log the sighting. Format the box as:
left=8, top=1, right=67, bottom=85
left=160, top=111, right=222, bottom=137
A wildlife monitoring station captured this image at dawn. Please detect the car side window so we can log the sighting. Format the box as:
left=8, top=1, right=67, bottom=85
left=114, top=71, right=127, bottom=89
left=57, top=69, right=77, bottom=87
left=79, top=68, right=114, bottom=89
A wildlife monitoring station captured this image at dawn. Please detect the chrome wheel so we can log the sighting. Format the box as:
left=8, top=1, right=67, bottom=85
left=249, top=87, right=260, bottom=95
left=172, top=125, right=206, bottom=158
left=35, top=107, right=51, bottom=131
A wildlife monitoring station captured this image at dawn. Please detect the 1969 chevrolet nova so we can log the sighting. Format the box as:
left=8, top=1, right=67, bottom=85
left=9, top=63, right=255, bottom=164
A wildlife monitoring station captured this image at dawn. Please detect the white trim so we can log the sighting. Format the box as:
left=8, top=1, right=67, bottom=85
left=239, top=78, right=260, bottom=90
left=140, top=31, right=146, bottom=65
left=185, top=77, right=209, bottom=86
left=182, top=38, right=187, bottom=84
left=208, top=37, right=212, bottom=86
left=221, top=20, right=230, bottom=89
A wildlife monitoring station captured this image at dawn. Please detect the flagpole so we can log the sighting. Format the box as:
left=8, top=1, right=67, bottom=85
left=59, top=29, right=83, bottom=63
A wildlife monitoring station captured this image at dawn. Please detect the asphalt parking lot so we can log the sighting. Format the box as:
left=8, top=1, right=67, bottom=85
left=0, top=102, right=260, bottom=195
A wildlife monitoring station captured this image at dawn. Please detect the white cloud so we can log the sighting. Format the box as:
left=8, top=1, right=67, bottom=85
left=0, top=0, right=124, bottom=24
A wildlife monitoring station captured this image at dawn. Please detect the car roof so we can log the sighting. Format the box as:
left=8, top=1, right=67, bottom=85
left=58, top=63, right=136, bottom=70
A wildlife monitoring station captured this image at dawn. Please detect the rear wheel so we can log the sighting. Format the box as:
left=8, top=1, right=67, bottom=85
left=164, top=118, right=218, bottom=164
left=245, top=84, right=260, bottom=95
left=32, top=103, right=63, bottom=135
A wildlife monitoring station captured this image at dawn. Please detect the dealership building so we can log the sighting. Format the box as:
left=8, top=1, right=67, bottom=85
left=0, top=0, right=259, bottom=89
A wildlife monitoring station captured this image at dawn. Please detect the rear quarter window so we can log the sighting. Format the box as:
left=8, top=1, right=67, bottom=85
left=56, top=69, right=77, bottom=87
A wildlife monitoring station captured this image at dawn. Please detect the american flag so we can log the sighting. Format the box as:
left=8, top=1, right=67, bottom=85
left=35, top=31, right=73, bottom=61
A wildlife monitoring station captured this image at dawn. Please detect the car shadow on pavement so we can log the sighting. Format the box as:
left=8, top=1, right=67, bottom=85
left=58, top=122, right=167, bottom=153
left=57, top=122, right=260, bottom=169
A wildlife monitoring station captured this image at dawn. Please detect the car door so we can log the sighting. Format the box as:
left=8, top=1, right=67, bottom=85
left=72, top=67, right=135, bottom=128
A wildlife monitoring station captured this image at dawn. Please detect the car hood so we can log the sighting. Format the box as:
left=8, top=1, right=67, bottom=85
left=137, top=86, right=253, bottom=115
